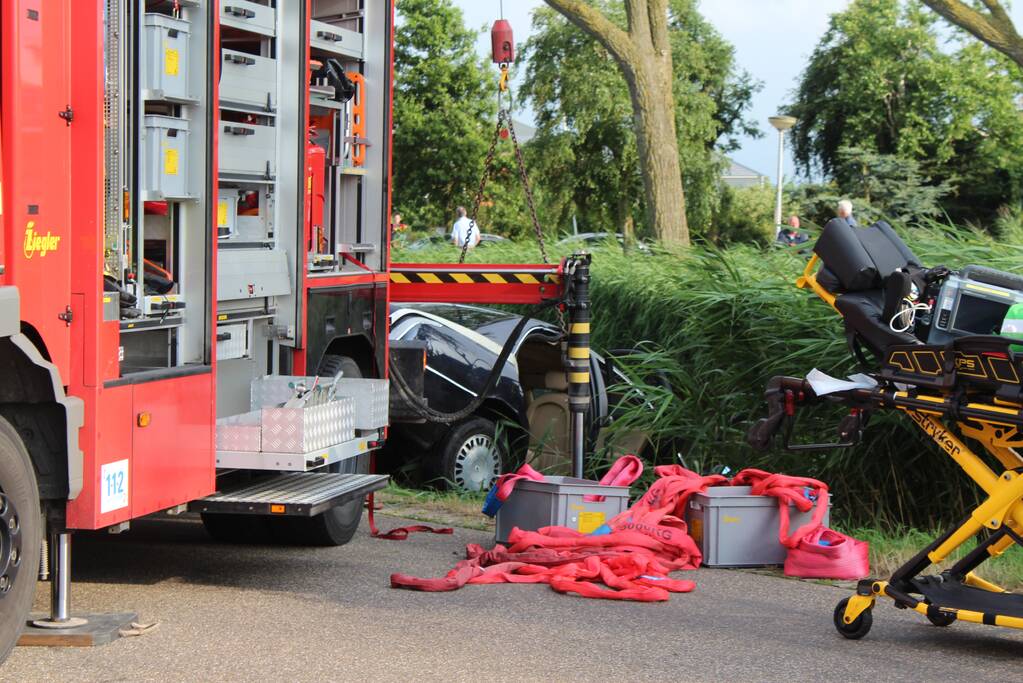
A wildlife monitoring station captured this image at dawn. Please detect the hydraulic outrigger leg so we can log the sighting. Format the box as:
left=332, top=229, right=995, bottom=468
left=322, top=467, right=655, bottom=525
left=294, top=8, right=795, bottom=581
left=566, top=255, right=592, bottom=479
left=31, top=532, right=86, bottom=629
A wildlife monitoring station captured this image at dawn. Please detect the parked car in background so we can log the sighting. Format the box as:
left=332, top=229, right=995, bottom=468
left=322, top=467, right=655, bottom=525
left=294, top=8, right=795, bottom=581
left=384, top=304, right=650, bottom=491
left=405, top=232, right=507, bottom=251
left=556, top=232, right=651, bottom=253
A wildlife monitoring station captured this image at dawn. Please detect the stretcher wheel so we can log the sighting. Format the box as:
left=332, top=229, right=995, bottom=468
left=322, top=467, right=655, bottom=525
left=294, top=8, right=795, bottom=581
left=926, top=610, right=956, bottom=627
left=834, top=598, right=873, bottom=640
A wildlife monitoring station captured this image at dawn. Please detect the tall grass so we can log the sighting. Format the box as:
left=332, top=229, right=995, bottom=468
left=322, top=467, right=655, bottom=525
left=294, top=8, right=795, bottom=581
left=393, top=227, right=1023, bottom=529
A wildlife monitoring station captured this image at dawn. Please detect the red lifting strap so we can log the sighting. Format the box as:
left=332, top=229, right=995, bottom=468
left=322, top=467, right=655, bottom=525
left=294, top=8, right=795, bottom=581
left=390, top=465, right=726, bottom=601
left=730, top=468, right=829, bottom=549
left=366, top=492, right=454, bottom=541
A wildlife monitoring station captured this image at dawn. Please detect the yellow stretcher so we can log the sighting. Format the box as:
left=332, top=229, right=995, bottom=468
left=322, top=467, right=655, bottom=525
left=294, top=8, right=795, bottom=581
left=750, top=217, right=1023, bottom=640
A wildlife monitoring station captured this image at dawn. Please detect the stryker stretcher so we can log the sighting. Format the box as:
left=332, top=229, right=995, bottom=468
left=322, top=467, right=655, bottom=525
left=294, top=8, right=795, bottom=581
left=749, top=217, right=1023, bottom=639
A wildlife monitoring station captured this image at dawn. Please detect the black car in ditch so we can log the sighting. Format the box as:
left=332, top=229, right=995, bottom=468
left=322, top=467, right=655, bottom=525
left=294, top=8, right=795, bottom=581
left=385, top=303, right=649, bottom=491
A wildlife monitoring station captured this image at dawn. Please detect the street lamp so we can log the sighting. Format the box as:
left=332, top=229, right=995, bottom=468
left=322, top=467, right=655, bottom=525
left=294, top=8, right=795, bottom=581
left=769, top=115, right=797, bottom=237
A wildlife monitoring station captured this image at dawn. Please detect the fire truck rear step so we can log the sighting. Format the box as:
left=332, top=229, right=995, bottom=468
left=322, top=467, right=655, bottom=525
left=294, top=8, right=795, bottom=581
left=189, top=473, right=388, bottom=517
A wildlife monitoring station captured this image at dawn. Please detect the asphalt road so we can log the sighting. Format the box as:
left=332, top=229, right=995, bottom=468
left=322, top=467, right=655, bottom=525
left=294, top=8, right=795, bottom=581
left=3, top=513, right=1022, bottom=682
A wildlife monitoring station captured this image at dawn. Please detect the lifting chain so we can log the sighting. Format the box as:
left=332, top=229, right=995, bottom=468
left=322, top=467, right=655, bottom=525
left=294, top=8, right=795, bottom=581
left=459, top=68, right=550, bottom=268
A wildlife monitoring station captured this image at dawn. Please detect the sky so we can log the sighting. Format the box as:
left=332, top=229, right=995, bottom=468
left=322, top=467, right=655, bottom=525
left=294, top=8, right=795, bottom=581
left=451, top=0, right=1023, bottom=184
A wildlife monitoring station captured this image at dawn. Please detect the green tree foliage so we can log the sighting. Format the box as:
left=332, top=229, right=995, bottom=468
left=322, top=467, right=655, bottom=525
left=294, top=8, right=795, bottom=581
left=711, top=185, right=776, bottom=245
left=392, top=0, right=494, bottom=230
left=789, top=0, right=1023, bottom=222
left=521, top=0, right=760, bottom=242
left=793, top=147, right=953, bottom=227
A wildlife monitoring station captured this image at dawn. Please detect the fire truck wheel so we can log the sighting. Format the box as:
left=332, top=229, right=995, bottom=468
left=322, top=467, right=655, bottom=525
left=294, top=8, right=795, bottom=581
left=0, top=416, right=41, bottom=664
left=273, top=354, right=364, bottom=546
left=274, top=495, right=363, bottom=547
left=436, top=417, right=505, bottom=492
left=316, top=354, right=361, bottom=381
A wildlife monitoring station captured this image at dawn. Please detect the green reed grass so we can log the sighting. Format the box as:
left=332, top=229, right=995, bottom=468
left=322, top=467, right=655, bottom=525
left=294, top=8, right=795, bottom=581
left=393, top=225, right=1022, bottom=529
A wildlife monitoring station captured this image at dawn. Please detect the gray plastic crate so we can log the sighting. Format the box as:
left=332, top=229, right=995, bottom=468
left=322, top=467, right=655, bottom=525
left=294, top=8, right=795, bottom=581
left=685, top=485, right=830, bottom=567
left=221, top=49, right=277, bottom=111
left=495, top=477, right=631, bottom=544
left=219, top=121, right=276, bottom=178
left=143, top=115, right=190, bottom=199
left=143, top=13, right=191, bottom=101
left=221, top=0, right=276, bottom=37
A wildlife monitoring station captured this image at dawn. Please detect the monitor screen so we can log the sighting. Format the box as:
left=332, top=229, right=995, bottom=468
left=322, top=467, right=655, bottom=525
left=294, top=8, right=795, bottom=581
left=953, top=294, right=1011, bottom=335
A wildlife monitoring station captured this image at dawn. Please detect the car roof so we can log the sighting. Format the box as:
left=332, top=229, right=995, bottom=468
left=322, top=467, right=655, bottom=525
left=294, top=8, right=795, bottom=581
left=390, top=303, right=560, bottom=351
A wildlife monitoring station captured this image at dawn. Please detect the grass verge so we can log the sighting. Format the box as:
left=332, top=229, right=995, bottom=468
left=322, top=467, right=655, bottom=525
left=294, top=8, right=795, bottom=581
left=375, top=484, right=492, bottom=532
left=845, top=526, right=1023, bottom=592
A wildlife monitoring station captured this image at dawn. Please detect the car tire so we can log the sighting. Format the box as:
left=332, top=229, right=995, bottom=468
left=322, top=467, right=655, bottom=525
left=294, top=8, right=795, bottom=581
left=274, top=354, right=365, bottom=547
left=436, top=417, right=506, bottom=492
left=0, top=416, right=41, bottom=664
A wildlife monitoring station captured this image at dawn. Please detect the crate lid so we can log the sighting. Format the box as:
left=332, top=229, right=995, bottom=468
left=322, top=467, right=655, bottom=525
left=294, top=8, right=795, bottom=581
left=144, top=13, right=191, bottom=32
left=144, top=114, right=190, bottom=131
left=690, top=485, right=831, bottom=508
left=513, top=476, right=631, bottom=496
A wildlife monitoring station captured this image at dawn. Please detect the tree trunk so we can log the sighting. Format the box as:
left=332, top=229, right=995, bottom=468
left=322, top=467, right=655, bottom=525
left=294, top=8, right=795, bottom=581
left=624, top=60, right=689, bottom=246
left=617, top=195, right=636, bottom=252
left=543, top=0, right=691, bottom=246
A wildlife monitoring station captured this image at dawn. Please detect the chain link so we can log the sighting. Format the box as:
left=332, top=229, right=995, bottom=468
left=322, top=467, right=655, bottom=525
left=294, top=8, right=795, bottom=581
left=506, top=115, right=550, bottom=266
left=459, top=112, right=505, bottom=264
left=460, top=94, right=550, bottom=266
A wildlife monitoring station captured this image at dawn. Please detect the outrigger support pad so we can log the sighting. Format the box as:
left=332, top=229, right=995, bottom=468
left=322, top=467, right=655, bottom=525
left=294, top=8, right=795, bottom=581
left=20, top=531, right=138, bottom=647
left=565, top=254, right=592, bottom=479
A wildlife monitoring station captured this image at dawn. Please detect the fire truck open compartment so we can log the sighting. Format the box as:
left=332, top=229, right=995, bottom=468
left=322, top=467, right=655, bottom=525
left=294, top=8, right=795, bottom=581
left=70, top=0, right=392, bottom=524
left=1, top=0, right=395, bottom=552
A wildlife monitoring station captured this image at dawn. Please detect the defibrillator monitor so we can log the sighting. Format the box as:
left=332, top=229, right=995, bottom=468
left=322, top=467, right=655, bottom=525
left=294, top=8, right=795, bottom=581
left=928, top=266, right=1023, bottom=344
left=953, top=293, right=1012, bottom=335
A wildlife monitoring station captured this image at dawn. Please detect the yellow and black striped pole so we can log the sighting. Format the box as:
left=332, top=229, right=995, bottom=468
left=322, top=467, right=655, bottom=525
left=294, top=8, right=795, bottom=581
left=566, top=254, right=592, bottom=479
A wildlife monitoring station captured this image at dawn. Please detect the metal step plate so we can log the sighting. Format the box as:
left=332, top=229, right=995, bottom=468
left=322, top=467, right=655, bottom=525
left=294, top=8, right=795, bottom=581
left=189, top=473, right=388, bottom=517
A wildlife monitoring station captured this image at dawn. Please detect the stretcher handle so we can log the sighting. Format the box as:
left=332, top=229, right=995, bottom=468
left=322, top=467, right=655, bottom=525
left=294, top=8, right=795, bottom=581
left=748, top=376, right=864, bottom=452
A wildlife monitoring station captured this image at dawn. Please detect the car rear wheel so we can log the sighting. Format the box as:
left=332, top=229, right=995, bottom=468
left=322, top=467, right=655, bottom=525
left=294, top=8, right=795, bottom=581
left=0, top=416, right=41, bottom=664
left=437, top=417, right=505, bottom=492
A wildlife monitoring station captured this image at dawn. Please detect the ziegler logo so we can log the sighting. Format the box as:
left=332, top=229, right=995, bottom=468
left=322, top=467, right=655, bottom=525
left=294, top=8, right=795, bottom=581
left=909, top=411, right=961, bottom=459
left=23, top=222, right=62, bottom=259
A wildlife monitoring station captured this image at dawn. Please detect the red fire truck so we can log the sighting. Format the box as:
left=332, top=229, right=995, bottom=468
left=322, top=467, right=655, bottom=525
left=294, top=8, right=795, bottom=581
left=0, top=0, right=411, bottom=654
left=0, top=0, right=589, bottom=659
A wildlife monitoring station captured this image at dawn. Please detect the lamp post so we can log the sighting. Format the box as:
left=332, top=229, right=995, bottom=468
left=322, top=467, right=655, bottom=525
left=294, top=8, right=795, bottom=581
left=769, top=115, right=797, bottom=237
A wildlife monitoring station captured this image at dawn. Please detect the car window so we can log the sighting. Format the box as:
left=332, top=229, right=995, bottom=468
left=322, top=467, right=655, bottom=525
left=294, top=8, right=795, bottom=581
left=400, top=304, right=513, bottom=332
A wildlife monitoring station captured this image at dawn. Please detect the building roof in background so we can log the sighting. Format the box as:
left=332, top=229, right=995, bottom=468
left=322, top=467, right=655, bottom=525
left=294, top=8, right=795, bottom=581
left=512, top=120, right=536, bottom=144
left=722, top=158, right=768, bottom=188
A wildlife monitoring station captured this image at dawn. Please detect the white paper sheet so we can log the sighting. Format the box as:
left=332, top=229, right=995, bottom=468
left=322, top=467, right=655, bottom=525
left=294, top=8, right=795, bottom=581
left=806, top=368, right=878, bottom=395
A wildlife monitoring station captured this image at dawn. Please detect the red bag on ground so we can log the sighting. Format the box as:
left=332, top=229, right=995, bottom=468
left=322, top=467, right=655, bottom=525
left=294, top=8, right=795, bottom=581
left=783, top=527, right=869, bottom=580
left=731, top=469, right=868, bottom=580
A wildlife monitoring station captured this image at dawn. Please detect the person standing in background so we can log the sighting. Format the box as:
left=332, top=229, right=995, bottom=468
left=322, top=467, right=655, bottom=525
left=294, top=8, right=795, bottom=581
left=837, top=199, right=858, bottom=227
left=450, top=206, right=481, bottom=249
